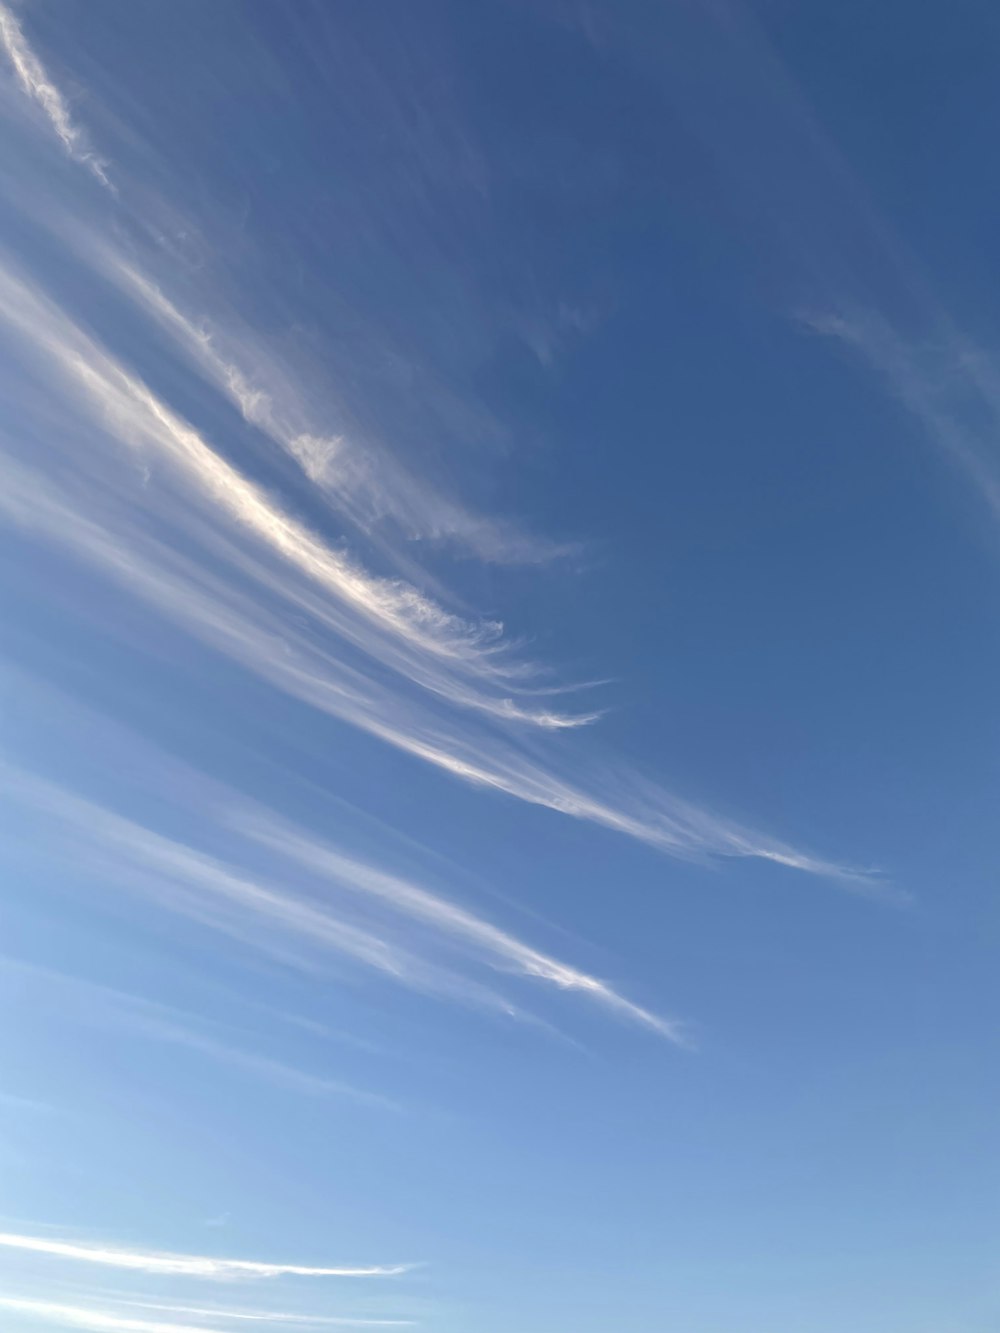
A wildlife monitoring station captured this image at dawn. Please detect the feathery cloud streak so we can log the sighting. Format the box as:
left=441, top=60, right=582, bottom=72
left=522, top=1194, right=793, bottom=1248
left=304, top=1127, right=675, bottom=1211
left=96, top=1303, right=414, bottom=1328
left=0, top=428, right=868, bottom=889
left=0, top=1298, right=214, bottom=1333
left=0, top=259, right=588, bottom=733
left=0, top=3, right=110, bottom=187
left=0, top=1297, right=414, bottom=1333
left=239, top=815, right=686, bottom=1039
left=101, top=255, right=575, bottom=569
left=0, top=10, right=871, bottom=887
left=615, top=0, right=1000, bottom=532
left=0, top=1233, right=411, bottom=1279
left=1, top=1, right=566, bottom=570
left=0, top=763, right=684, bottom=1037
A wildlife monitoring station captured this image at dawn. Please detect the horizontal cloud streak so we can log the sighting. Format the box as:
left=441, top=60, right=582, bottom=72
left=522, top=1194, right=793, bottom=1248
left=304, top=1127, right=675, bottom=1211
left=0, top=1298, right=213, bottom=1333
left=106, top=1303, right=414, bottom=1328
left=0, top=1233, right=411, bottom=1279
left=0, top=1297, right=415, bottom=1333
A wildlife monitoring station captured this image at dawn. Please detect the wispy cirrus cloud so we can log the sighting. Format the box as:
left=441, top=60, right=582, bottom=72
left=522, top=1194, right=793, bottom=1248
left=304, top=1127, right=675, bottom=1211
left=0, top=1296, right=414, bottom=1333
left=80, top=1300, right=414, bottom=1327
left=98, top=255, right=577, bottom=570
left=0, top=1233, right=412, bottom=1280
left=611, top=0, right=1000, bottom=537
left=0, top=763, right=685, bottom=1038
left=0, top=0, right=874, bottom=898
left=238, top=814, right=687, bottom=1039
left=803, top=308, right=1000, bottom=523
left=0, top=1298, right=211, bottom=1333
left=0, top=956, right=397, bottom=1110
left=0, top=3, right=569, bottom=572
left=0, top=258, right=589, bottom=733
left=0, top=2, right=110, bottom=187
left=0, top=430, right=870, bottom=891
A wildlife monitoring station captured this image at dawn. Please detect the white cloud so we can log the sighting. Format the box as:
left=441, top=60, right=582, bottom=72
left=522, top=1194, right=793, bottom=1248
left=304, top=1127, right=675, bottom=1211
left=90, top=1300, right=414, bottom=1327
left=0, top=266, right=486, bottom=664
left=0, top=1233, right=411, bottom=1279
left=103, top=259, right=571, bottom=569
left=0, top=1296, right=413, bottom=1332
left=239, top=815, right=688, bottom=1040
left=0, top=1297, right=213, bottom=1333
left=0, top=438, right=875, bottom=891
left=0, top=3, right=110, bottom=186
left=0, top=259, right=590, bottom=732
left=0, top=765, right=683, bottom=1038
left=0, top=19, right=876, bottom=897
left=0, top=14, right=572, bottom=573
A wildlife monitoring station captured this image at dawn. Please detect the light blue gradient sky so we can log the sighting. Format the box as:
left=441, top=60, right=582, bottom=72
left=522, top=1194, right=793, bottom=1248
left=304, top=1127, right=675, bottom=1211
left=0, top=3, right=997, bottom=1331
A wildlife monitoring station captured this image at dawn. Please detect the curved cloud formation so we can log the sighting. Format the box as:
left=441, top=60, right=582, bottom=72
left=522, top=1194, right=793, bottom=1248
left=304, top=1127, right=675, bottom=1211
left=0, top=0, right=876, bottom=906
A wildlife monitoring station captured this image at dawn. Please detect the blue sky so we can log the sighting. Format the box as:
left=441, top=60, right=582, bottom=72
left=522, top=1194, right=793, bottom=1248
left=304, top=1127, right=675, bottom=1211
left=0, top=1, right=997, bottom=1330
